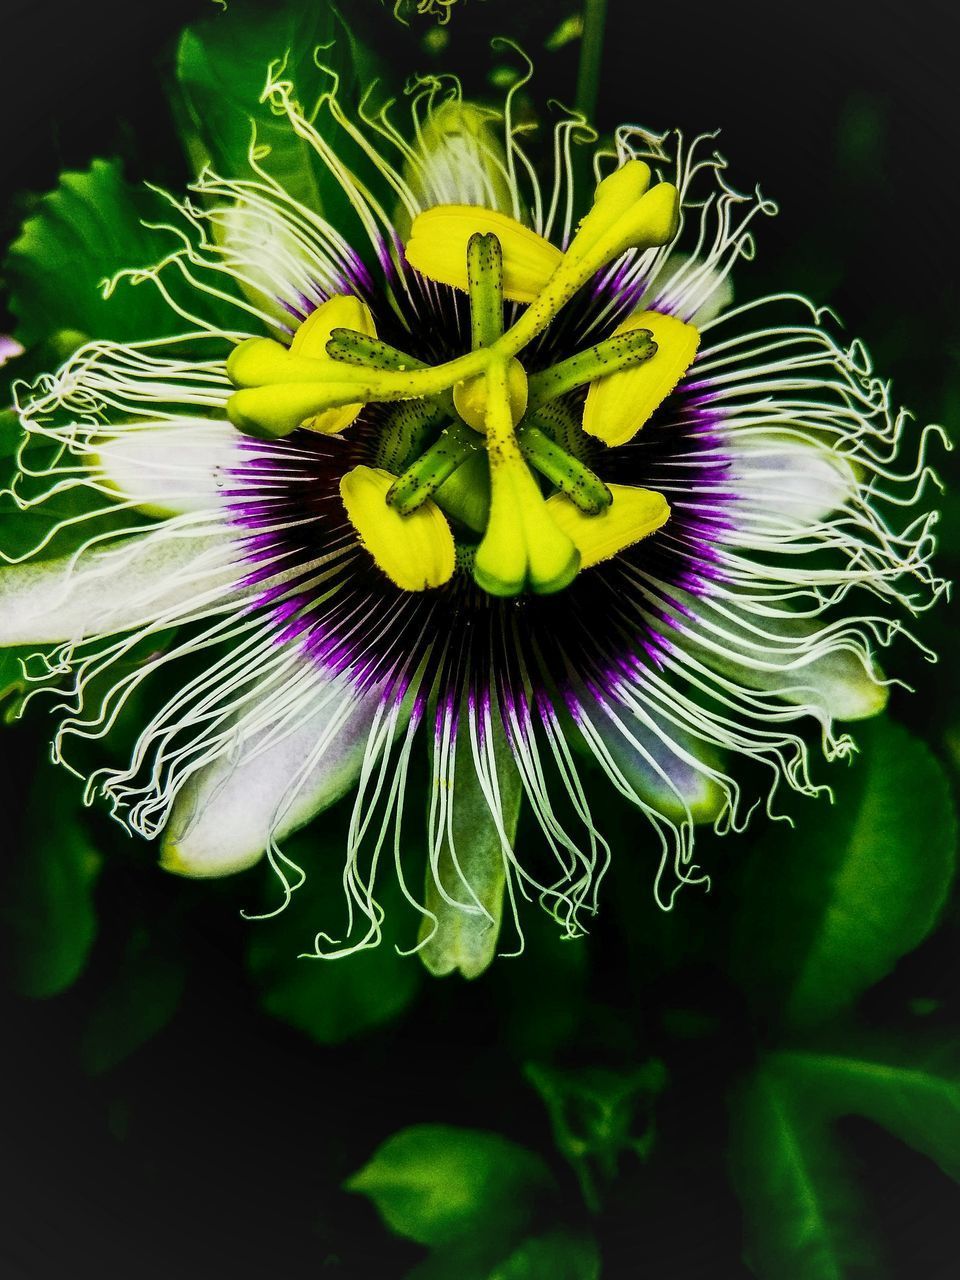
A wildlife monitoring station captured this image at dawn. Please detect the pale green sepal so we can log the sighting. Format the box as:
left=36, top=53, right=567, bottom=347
left=680, top=597, right=889, bottom=722
left=399, top=99, right=515, bottom=239
left=573, top=683, right=724, bottom=824
left=419, top=710, right=522, bottom=979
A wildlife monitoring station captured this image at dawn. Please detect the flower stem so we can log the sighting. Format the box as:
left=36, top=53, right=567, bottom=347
left=575, top=0, right=608, bottom=124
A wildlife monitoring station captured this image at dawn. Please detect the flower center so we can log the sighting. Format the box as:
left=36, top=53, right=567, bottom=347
left=224, top=160, right=700, bottom=597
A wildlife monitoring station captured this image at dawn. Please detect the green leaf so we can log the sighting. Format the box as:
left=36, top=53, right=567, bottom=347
left=418, top=713, right=522, bottom=979
left=4, top=160, right=177, bottom=346
left=488, top=1231, right=601, bottom=1280
left=247, top=832, right=421, bottom=1044
left=729, top=1063, right=884, bottom=1280
left=80, top=927, right=186, bottom=1074
left=346, top=1124, right=556, bottom=1250
left=174, top=0, right=377, bottom=222
left=771, top=1036, right=960, bottom=1183
left=4, top=762, right=103, bottom=998
left=730, top=717, right=957, bottom=1029
left=0, top=408, right=21, bottom=455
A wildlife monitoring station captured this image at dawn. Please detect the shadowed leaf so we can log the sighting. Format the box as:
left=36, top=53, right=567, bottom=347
left=81, top=927, right=186, bottom=1074
left=247, top=832, right=421, bottom=1044
left=771, top=1035, right=960, bottom=1183
left=729, top=1062, right=884, bottom=1280
left=488, top=1229, right=600, bottom=1279
left=730, top=718, right=956, bottom=1029
left=526, top=1060, right=666, bottom=1211
left=5, top=763, right=103, bottom=998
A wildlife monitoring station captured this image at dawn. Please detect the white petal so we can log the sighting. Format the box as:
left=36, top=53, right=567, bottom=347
left=94, top=418, right=241, bottom=517
left=0, top=530, right=240, bottom=645
left=159, top=677, right=382, bottom=878
left=732, top=431, right=857, bottom=527
left=0, top=336, right=24, bottom=367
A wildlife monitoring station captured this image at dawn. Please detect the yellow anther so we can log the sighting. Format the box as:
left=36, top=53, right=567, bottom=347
left=340, top=465, right=456, bottom=592
left=405, top=206, right=563, bottom=303
left=225, top=296, right=381, bottom=438
left=290, top=295, right=377, bottom=433
left=546, top=483, right=670, bottom=568
left=453, top=357, right=528, bottom=433
left=498, top=168, right=681, bottom=357
left=290, top=294, right=376, bottom=357
left=573, top=160, right=652, bottom=257
left=583, top=310, right=700, bottom=447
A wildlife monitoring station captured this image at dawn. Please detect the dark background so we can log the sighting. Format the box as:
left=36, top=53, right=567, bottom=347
left=2, top=1, right=959, bottom=1276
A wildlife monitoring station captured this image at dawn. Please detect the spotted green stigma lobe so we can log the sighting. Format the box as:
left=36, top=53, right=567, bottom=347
left=526, top=328, right=657, bottom=409
left=467, top=232, right=504, bottom=349
left=519, top=422, right=611, bottom=515
left=386, top=420, right=481, bottom=515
